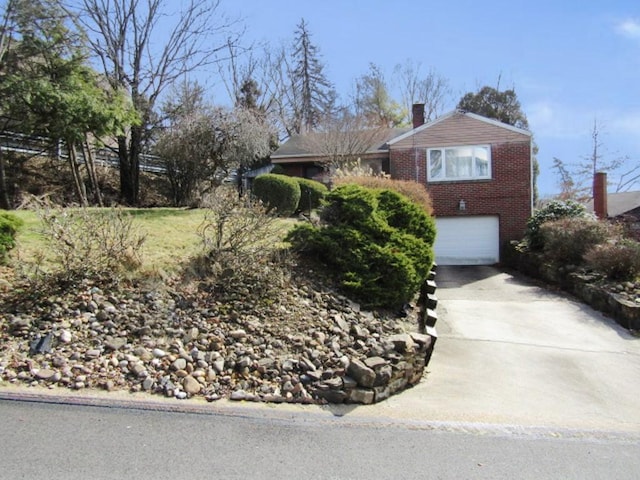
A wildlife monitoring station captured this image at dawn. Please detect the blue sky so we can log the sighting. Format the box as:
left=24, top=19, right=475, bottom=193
left=220, top=0, right=640, bottom=197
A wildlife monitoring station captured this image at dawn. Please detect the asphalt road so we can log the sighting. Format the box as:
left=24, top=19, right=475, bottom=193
left=1, top=398, right=639, bottom=480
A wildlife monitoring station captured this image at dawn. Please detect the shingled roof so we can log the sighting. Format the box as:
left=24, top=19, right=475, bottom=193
left=271, top=127, right=410, bottom=159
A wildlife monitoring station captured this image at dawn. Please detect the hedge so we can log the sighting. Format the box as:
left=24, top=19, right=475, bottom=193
left=252, top=173, right=301, bottom=217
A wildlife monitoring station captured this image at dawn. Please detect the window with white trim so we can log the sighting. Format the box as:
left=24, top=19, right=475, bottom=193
left=427, top=145, right=491, bottom=182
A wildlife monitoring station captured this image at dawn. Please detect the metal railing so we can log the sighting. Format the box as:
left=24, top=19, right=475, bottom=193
left=0, top=131, right=165, bottom=173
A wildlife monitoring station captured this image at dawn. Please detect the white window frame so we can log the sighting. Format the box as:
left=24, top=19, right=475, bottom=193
left=427, top=145, right=492, bottom=182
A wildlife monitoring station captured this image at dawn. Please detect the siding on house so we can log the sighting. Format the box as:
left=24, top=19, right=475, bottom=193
left=390, top=111, right=530, bottom=149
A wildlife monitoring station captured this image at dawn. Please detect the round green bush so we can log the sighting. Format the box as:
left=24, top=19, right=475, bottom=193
left=252, top=173, right=301, bottom=217
left=376, top=189, right=436, bottom=244
left=295, top=177, right=328, bottom=213
left=0, top=211, right=24, bottom=264
left=287, top=184, right=435, bottom=309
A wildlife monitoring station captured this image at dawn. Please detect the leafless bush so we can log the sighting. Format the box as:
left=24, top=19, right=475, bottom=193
left=585, top=239, right=640, bottom=281
left=32, top=199, right=145, bottom=283
left=194, top=187, right=290, bottom=297
left=538, top=217, right=614, bottom=265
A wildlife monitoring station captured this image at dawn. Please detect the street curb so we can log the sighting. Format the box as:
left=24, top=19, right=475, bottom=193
left=2, top=386, right=640, bottom=443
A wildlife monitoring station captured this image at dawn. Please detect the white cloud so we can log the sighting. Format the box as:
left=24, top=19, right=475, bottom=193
left=616, top=18, right=640, bottom=39
left=526, top=101, right=589, bottom=139
left=611, top=112, right=640, bottom=133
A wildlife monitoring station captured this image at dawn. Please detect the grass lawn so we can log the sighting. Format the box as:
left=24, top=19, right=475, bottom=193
left=9, top=208, right=283, bottom=277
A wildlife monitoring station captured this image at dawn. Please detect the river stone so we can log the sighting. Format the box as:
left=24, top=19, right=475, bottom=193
left=171, top=358, right=187, bottom=371
left=387, top=333, right=415, bottom=353
left=347, top=358, right=376, bottom=388
left=230, top=329, right=246, bottom=340
left=85, top=349, right=101, bottom=359
left=182, top=375, right=201, bottom=395
left=142, top=377, right=155, bottom=391
left=104, top=337, right=127, bottom=351
left=230, top=390, right=248, bottom=401
left=34, top=369, right=56, bottom=381
left=59, top=330, right=72, bottom=344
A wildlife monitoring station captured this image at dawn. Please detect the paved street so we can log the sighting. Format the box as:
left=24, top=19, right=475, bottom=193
left=0, top=398, right=639, bottom=480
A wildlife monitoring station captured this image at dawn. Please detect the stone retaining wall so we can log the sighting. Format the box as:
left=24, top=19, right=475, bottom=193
left=310, top=266, right=439, bottom=405
left=504, top=244, right=640, bottom=331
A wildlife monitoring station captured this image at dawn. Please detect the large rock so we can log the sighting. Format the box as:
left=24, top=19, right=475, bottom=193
left=347, top=358, right=376, bottom=388
left=182, top=375, right=201, bottom=395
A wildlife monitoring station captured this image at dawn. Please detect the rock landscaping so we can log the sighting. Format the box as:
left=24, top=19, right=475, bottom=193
left=0, top=264, right=438, bottom=404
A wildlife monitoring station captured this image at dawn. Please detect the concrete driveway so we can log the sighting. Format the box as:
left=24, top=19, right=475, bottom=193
left=371, top=265, right=640, bottom=432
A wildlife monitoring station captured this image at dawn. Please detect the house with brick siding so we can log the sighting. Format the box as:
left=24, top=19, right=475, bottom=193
left=271, top=105, right=533, bottom=265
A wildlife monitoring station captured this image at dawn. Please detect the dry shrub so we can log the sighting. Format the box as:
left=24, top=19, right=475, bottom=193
left=333, top=176, right=433, bottom=215
left=31, top=199, right=145, bottom=284
left=585, top=239, right=640, bottom=281
left=538, top=217, right=612, bottom=265
left=193, top=187, right=290, bottom=298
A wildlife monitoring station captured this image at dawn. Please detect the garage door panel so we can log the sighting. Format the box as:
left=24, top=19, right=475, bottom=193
left=434, top=216, right=499, bottom=265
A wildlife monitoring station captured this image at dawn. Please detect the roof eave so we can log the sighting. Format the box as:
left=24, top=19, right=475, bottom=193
left=387, top=109, right=532, bottom=146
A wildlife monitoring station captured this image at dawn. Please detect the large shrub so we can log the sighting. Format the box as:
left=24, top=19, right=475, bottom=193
left=585, top=239, right=640, bottom=281
left=538, top=217, right=612, bottom=265
left=286, top=184, right=435, bottom=309
left=376, top=189, right=436, bottom=244
left=252, top=173, right=301, bottom=217
left=295, top=177, right=327, bottom=213
left=0, top=211, right=23, bottom=264
left=334, top=176, right=433, bottom=215
left=525, top=200, right=589, bottom=250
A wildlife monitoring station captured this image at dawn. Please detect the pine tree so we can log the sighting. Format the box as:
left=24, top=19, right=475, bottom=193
left=291, top=19, right=335, bottom=133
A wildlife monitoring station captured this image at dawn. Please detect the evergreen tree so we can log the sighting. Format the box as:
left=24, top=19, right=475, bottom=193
left=291, top=18, right=335, bottom=133
left=457, top=85, right=529, bottom=129
left=0, top=0, right=135, bottom=206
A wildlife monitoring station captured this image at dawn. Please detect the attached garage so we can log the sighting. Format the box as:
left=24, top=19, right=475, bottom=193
left=434, top=216, right=500, bottom=265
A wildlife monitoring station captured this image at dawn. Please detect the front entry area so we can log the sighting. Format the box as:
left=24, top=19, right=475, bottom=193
left=434, top=216, right=500, bottom=265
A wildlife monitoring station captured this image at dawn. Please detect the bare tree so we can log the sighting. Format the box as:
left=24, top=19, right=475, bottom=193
left=394, top=59, right=452, bottom=124
left=71, top=0, right=242, bottom=205
left=552, top=119, right=632, bottom=200
left=155, top=105, right=275, bottom=206
left=552, top=157, right=579, bottom=201
left=353, top=63, right=405, bottom=128
left=616, top=165, right=640, bottom=192
left=301, top=110, right=391, bottom=183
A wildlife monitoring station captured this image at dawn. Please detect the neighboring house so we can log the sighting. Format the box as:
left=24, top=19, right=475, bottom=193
left=270, top=105, right=533, bottom=265
left=586, top=189, right=640, bottom=240
left=270, top=128, right=408, bottom=183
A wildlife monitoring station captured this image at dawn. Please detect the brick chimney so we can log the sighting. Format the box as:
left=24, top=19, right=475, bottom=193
left=593, top=171, right=608, bottom=219
left=412, top=103, right=425, bottom=129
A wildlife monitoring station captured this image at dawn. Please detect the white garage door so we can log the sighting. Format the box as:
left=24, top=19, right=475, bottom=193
left=434, top=216, right=500, bottom=265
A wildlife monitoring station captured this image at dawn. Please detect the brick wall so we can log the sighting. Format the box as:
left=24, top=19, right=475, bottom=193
left=390, top=141, right=532, bottom=245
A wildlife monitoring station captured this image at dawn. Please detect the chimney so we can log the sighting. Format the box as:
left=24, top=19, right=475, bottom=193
left=593, top=171, right=608, bottom=219
left=412, top=103, right=425, bottom=129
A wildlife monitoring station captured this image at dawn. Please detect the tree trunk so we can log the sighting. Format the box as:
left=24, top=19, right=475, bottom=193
left=82, top=138, right=103, bottom=206
left=118, top=129, right=141, bottom=206
left=0, top=148, right=11, bottom=210
left=68, top=141, right=88, bottom=207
